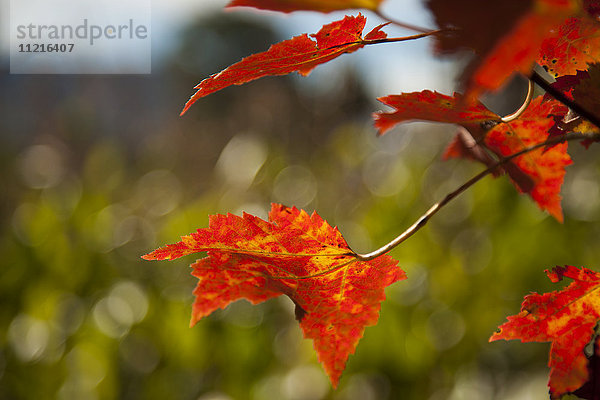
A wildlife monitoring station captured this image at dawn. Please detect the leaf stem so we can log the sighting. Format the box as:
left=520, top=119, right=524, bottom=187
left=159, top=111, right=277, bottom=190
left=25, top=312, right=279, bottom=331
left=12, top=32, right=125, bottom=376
left=373, top=9, right=432, bottom=33
left=361, top=29, right=443, bottom=45
left=353, top=132, right=600, bottom=261
left=530, top=70, right=600, bottom=130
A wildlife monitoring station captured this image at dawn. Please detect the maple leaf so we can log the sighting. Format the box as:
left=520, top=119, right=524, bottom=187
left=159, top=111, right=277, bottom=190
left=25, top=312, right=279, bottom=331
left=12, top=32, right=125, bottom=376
left=490, top=266, right=600, bottom=399
left=539, top=15, right=600, bottom=78
left=143, top=204, right=406, bottom=386
left=226, top=0, right=383, bottom=13
left=180, top=14, right=387, bottom=115
left=373, top=90, right=500, bottom=136
left=373, top=91, right=572, bottom=221
left=427, top=0, right=579, bottom=96
left=483, top=97, right=572, bottom=222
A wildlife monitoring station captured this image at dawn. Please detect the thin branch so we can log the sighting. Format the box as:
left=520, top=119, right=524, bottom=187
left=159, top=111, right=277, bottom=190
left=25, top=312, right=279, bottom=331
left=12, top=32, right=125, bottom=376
left=501, top=80, right=534, bottom=123
left=354, top=131, right=599, bottom=261
left=373, top=9, right=432, bottom=33
left=530, top=70, right=600, bottom=130
left=321, top=29, right=444, bottom=52
left=361, top=29, right=443, bottom=46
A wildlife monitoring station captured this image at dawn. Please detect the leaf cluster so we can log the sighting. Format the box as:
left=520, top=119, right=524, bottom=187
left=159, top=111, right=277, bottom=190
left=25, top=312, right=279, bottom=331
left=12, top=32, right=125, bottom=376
left=146, top=0, right=600, bottom=398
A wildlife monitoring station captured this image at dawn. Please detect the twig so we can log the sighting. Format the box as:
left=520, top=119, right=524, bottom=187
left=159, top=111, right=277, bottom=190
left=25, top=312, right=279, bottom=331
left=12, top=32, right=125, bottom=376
left=530, top=70, right=600, bottom=130
left=321, top=29, right=445, bottom=51
left=361, top=29, right=443, bottom=46
left=354, top=132, right=599, bottom=261
left=373, top=9, right=432, bottom=33
left=501, top=80, right=534, bottom=123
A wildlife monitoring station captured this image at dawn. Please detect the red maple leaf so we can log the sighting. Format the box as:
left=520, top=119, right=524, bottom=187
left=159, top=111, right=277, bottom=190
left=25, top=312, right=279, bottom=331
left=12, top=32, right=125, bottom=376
left=490, top=266, right=600, bottom=399
left=180, top=14, right=387, bottom=115
left=373, top=91, right=503, bottom=174
left=373, top=91, right=572, bottom=221
left=427, top=0, right=579, bottom=96
left=226, top=0, right=384, bottom=13
left=539, top=15, right=600, bottom=78
left=483, top=97, right=572, bottom=222
left=143, top=204, right=406, bottom=386
left=373, top=90, right=500, bottom=136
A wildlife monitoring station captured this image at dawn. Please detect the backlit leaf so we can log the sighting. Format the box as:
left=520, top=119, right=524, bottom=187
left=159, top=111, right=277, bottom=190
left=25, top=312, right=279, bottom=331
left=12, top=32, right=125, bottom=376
left=483, top=97, right=572, bottom=222
left=373, top=91, right=572, bottom=221
left=539, top=15, right=600, bottom=78
left=143, top=204, right=406, bottom=386
left=373, top=90, right=500, bottom=136
left=180, top=14, right=387, bottom=114
left=490, top=266, right=600, bottom=398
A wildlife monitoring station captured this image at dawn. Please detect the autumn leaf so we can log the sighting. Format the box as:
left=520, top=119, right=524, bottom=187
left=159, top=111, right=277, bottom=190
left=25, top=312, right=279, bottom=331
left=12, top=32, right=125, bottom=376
left=427, top=0, right=579, bottom=96
left=490, top=265, right=600, bottom=399
left=373, top=90, right=500, bottom=136
left=226, top=0, right=384, bottom=13
left=373, top=91, right=572, bottom=221
left=483, top=97, right=572, bottom=222
left=539, top=15, right=600, bottom=78
left=180, top=14, right=387, bottom=115
left=143, top=204, right=405, bottom=386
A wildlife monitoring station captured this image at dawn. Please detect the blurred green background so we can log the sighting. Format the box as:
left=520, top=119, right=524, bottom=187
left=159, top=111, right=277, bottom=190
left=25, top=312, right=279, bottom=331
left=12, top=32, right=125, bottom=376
left=1, top=4, right=599, bottom=400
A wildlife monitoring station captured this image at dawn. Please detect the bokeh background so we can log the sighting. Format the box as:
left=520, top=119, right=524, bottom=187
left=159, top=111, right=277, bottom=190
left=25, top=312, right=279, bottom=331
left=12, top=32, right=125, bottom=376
left=1, top=1, right=599, bottom=399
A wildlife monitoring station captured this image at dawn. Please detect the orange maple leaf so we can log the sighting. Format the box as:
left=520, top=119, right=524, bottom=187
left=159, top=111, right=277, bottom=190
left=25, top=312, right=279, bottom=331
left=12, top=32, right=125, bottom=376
left=483, top=97, right=572, bottom=222
left=373, top=90, right=500, bottom=136
left=180, top=14, right=387, bottom=115
left=226, top=0, right=384, bottom=13
left=490, top=265, right=600, bottom=399
left=539, top=15, right=600, bottom=78
left=143, top=204, right=406, bottom=386
left=373, top=92, right=572, bottom=221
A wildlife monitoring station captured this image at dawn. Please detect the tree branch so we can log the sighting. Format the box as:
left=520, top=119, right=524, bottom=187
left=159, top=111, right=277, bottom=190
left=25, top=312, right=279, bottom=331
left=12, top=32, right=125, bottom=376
left=353, top=131, right=599, bottom=261
left=530, top=70, right=600, bottom=130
